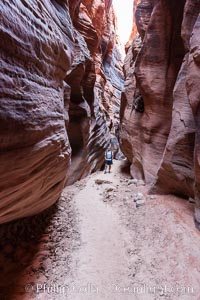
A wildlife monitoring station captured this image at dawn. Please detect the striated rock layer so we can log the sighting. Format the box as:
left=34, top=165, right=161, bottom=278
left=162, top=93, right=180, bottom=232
left=0, top=0, right=123, bottom=223
left=187, top=3, right=200, bottom=228
left=66, top=0, right=124, bottom=184
left=120, top=0, right=200, bottom=228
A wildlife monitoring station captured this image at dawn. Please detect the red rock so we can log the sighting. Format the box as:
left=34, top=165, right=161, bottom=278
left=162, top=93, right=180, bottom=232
left=121, top=0, right=191, bottom=182
left=186, top=4, right=200, bottom=228
left=0, top=1, right=123, bottom=223
left=153, top=55, right=195, bottom=198
left=152, top=0, right=200, bottom=198
left=0, top=1, right=73, bottom=223
left=66, top=0, right=123, bottom=184
left=120, top=0, right=200, bottom=227
left=125, top=0, right=141, bottom=52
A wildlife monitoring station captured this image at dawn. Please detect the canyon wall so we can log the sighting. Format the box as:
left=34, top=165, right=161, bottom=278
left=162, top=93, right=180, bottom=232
left=120, top=0, right=200, bottom=228
left=0, top=0, right=123, bottom=223
left=66, top=0, right=123, bottom=184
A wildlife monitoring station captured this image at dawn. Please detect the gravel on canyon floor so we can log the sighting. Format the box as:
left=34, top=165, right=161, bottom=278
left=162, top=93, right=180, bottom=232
left=0, top=160, right=200, bottom=300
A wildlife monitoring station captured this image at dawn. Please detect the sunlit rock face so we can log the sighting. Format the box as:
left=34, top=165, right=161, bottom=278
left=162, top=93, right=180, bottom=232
left=125, top=0, right=141, bottom=52
left=0, top=0, right=123, bottom=223
left=120, top=0, right=200, bottom=226
left=121, top=0, right=186, bottom=182
left=66, top=0, right=124, bottom=184
left=153, top=0, right=200, bottom=198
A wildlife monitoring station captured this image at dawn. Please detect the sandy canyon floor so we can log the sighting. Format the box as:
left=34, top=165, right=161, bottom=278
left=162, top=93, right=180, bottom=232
left=0, top=160, right=200, bottom=300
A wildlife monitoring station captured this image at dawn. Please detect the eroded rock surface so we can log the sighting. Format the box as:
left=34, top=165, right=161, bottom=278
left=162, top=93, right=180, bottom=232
left=0, top=0, right=123, bottom=223
left=65, top=0, right=124, bottom=184
left=187, top=5, right=200, bottom=228
left=120, top=0, right=200, bottom=227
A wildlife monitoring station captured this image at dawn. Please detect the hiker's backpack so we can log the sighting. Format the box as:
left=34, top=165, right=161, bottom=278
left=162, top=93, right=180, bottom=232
left=106, top=151, right=112, bottom=160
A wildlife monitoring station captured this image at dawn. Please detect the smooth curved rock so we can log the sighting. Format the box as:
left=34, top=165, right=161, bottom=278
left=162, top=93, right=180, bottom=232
left=0, top=0, right=73, bottom=223
left=66, top=0, right=123, bottom=184
left=187, top=9, right=200, bottom=228
left=121, top=0, right=186, bottom=183
left=152, top=56, right=195, bottom=198
left=120, top=0, right=200, bottom=228
left=0, top=0, right=123, bottom=223
left=152, top=0, right=200, bottom=197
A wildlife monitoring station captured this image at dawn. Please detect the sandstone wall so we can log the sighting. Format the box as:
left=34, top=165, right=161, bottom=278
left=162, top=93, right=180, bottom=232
left=0, top=0, right=123, bottom=223
left=66, top=0, right=124, bottom=184
left=186, top=3, right=200, bottom=228
left=120, top=0, right=200, bottom=227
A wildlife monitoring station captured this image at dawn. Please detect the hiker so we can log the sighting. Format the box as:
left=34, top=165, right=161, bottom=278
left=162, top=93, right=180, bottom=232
left=104, top=148, right=113, bottom=173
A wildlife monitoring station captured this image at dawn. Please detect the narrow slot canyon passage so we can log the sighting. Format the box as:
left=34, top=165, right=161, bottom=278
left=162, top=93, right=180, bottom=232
left=1, top=161, right=200, bottom=299
left=1, top=0, right=200, bottom=299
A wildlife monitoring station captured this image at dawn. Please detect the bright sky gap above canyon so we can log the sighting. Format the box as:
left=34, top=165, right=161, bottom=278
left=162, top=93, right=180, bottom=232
left=113, top=0, right=133, bottom=48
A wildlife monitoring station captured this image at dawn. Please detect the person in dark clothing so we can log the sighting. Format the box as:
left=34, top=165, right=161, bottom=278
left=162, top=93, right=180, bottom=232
left=104, top=148, right=113, bottom=173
